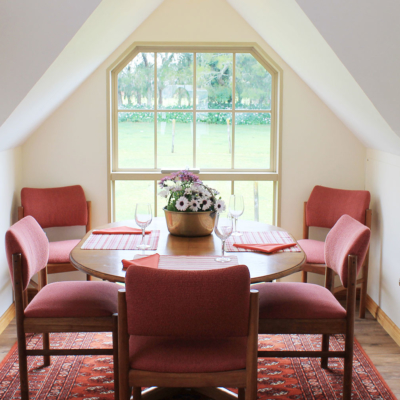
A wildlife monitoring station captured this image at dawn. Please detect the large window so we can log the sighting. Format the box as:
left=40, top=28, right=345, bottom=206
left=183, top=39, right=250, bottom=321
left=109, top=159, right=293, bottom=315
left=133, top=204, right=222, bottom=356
left=109, top=46, right=280, bottom=224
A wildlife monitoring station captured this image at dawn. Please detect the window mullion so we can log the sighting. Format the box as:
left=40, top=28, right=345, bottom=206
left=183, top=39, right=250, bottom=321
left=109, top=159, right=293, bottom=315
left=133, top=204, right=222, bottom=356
left=232, top=53, right=236, bottom=170
left=193, top=52, right=197, bottom=168
left=154, top=52, right=158, bottom=169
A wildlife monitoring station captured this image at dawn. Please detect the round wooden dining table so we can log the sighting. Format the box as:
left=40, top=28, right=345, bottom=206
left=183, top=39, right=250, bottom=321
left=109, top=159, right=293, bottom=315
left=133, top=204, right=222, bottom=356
left=70, top=217, right=305, bottom=283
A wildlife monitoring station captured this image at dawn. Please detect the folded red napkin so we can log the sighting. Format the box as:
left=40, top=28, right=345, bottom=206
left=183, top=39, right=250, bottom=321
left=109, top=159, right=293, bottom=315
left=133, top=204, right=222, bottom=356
left=233, top=243, right=297, bottom=254
left=122, top=253, right=160, bottom=270
left=92, top=226, right=151, bottom=235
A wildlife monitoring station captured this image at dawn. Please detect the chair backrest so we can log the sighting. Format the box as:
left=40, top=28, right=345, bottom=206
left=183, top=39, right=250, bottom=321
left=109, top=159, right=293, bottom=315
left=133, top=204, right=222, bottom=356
left=306, top=185, right=370, bottom=229
left=21, top=185, right=88, bottom=228
left=5, top=216, right=49, bottom=291
left=125, top=264, right=250, bottom=339
left=325, top=215, right=370, bottom=288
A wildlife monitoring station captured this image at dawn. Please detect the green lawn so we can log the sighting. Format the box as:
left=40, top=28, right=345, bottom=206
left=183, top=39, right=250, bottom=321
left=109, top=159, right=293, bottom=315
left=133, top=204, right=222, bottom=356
left=115, top=121, right=274, bottom=224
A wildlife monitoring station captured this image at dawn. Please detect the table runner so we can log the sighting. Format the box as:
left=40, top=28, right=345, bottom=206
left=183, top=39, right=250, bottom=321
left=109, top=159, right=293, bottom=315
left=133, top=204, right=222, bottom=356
left=225, top=231, right=301, bottom=252
left=134, top=254, right=239, bottom=269
left=81, top=231, right=160, bottom=250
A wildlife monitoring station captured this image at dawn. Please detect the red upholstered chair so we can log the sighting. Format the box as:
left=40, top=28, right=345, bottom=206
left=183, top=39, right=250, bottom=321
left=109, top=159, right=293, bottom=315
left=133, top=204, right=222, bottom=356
left=253, top=214, right=371, bottom=400
left=5, top=216, right=120, bottom=400
left=118, top=265, right=259, bottom=400
left=298, top=185, right=371, bottom=318
left=18, top=185, right=92, bottom=292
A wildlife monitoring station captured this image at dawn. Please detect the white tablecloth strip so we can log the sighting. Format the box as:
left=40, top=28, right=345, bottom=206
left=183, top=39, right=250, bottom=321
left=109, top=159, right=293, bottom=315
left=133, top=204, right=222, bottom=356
left=134, top=254, right=239, bottom=270
left=81, top=231, right=160, bottom=250
left=225, top=231, right=301, bottom=252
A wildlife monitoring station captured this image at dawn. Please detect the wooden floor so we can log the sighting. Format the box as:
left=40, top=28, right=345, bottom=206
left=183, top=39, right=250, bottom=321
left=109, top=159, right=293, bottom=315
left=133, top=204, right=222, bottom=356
left=0, top=305, right=399, bottom=399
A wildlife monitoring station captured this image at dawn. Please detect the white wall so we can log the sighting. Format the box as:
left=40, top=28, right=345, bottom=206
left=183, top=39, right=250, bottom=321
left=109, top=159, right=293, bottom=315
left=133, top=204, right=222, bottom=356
left=0, top=147, right=22, bottom=316
left=365, top=148, right=400, bottom=328
left=21, top=0, right=366, bottom=279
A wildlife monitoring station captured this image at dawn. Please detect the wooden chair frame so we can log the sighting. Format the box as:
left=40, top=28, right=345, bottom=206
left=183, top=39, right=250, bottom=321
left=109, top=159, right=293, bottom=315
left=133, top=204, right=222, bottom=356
left=18, top=201, right=93, bottom=290
left=259, top=254, right=358, bottom=400
left=118, top=288, right=259, bottom=400
left=301, top=201, right=372, bottom=318
left=12, top=253, right=119, bottom=400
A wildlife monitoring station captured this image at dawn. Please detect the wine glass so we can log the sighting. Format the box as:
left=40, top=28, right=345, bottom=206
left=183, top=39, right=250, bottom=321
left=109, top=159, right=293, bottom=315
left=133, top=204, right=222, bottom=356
left=135, top=203, right=152, bottom=249
left=229, top=194, right=244, bottom=236
left=214, top=212, right=233, bottom=262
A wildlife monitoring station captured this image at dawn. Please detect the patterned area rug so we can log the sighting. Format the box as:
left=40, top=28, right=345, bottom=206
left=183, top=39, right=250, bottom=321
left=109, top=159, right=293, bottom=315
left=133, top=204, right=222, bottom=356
left=0, top=332, right=395, bottom=400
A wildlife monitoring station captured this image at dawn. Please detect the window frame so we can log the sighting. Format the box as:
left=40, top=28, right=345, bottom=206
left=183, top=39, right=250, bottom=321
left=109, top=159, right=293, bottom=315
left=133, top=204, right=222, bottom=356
left=107, top=43, right=282, bottom=225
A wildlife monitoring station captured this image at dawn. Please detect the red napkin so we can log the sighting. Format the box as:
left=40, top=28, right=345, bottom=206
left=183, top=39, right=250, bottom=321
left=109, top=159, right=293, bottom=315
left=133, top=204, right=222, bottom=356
left=233, top=243, right=297, bottom=254
left=92, top=226, right=151, bottom=235
left=122, top=253, right=160, bottom=270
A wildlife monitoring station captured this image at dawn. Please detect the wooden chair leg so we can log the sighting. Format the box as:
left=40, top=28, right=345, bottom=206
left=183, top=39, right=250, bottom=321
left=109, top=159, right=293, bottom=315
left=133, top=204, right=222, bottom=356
left=321, top=334, right=329, bottom=369
left=133, top=387, right=141, bottom=400
left=359, top=266, right=368, bottom=319
left=343, top=340, right=354, bottom=400
left=43, top=333, right=50, bottom=367
left=301, top=271, right=307, bottom=283
left=238, top=388, right=245, bottom=400
left=112, top=315, right=119, bottom=400
left=86, top=274, right=92, bottom=281
left=17, top=334, right=29, bottom=400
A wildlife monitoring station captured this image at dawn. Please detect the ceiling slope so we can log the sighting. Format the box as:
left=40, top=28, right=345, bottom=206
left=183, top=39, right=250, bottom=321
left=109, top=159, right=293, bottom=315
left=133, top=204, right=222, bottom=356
left=0, top=0, right=164, bottom=152
left=296, top=0, right=400, bottom=139
left=227, top=0, right=400, bottom=155
left=0, top=0, right=101, bottom=128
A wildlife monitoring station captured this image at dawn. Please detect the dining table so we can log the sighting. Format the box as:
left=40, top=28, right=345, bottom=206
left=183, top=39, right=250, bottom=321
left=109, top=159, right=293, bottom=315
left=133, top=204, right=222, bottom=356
left=70, top=217, right=305, bottom=283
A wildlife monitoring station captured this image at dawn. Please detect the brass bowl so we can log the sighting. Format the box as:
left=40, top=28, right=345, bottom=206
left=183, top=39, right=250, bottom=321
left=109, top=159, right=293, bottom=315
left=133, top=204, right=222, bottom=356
left=164, top=208, right=216, bottom=237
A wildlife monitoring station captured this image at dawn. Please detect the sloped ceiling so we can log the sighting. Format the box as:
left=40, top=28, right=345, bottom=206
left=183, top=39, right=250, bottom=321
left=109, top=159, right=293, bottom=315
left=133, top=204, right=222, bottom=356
left=0, top=0, right=164, bottom=152
left=0, top=0, right=101, bottom=129
left=226, top=0, right=400, bottom=155
left=296, top=0, right=400, bottom=139
left=1, top=0, right=400, bottom=156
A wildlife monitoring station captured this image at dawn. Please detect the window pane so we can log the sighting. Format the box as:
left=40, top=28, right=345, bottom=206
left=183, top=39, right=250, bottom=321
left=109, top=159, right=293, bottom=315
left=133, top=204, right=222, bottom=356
left=202, top=181, right=232, bottom=207
left=235, top=54, right=271, bottom=110
left=235, top=113, right=271, bottom=169
left=234, top=181, right=274, bottom=224
left=157, top=112, right=193, bottom=169
left=196, top=112, right=232, bottom=169
left=157, top=53, right=193, bottom=109
left=118, top=113, right=154, bottom=169
left=196, top=53, right=233, bottom=110
left=118, top=53, right=154, bottom=110
left=115, top=181, right=154, bottom=221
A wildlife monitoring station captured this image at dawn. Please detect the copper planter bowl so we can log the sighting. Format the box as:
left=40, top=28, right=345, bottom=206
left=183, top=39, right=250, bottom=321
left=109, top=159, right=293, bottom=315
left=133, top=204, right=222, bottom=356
left=164, top=208, right=216, bottom=237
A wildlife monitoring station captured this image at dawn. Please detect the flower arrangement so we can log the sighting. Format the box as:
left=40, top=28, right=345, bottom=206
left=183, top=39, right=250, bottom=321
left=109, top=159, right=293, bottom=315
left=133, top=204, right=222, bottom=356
left=158, top=170, right=226, bottom=213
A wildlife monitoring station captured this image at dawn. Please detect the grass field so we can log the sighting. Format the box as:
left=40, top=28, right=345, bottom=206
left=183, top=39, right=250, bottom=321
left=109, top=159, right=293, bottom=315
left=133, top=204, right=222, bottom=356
left=115, top=120, right=274, bottom=224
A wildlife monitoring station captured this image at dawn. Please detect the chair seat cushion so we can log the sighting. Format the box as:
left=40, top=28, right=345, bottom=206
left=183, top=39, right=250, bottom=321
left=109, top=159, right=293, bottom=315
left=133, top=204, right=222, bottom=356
left=129, top=335, right=247, bottom=373
left=24, top=281, right=120, bottom=318
left=297, top=239, right=325, bottom=264
left=252, top=282, right=346, bottom=319
left=48, top=240, right=80, bottom=264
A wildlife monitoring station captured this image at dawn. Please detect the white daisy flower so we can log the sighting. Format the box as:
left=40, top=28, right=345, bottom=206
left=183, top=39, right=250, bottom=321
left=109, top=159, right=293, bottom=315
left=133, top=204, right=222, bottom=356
left=189, top=199, right=200, bottom=212
left=172, top=185, right=183, bottom=192
left=200, top=198, right=212, bottom=210
left=158, top=189, right=169, bottom=198
left=175, top=196, right=189, bottom=211
left=184, top=188, right=192, bottom=195
left=215, top=199, right=226, bottom=213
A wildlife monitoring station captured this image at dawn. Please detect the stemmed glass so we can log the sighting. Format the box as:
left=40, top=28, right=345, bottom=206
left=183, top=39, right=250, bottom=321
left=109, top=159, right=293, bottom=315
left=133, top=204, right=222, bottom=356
left=214, top=212, right=233, bottom=262
left=229, top=194, right=244, bottom=236
left=135, top=203, right=152, bottom=249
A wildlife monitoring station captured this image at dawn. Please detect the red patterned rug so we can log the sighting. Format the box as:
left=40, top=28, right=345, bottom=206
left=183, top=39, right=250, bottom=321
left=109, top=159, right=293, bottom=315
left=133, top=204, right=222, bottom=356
left=0, top=332, right=396, bottom=399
